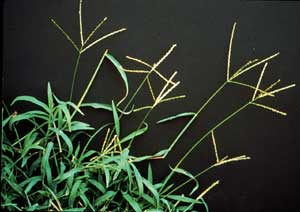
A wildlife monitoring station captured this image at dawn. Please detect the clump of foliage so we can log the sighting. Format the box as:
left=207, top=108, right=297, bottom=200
left=1, top=1, right=295, bottom=211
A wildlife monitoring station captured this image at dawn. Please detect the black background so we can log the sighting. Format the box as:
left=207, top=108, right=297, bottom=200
left=3, top=1, right=300, bottom=211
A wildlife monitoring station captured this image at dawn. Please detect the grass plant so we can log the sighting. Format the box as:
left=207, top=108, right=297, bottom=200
left=1, top=1, right=295, bottom=211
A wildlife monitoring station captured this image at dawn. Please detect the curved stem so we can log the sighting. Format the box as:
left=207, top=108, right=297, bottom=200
left=106, top=72, right=152, bottom=143
left=165, top=165, right=215, bottom=196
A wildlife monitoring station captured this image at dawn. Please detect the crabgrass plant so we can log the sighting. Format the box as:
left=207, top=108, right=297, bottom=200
left=1, top=1, right=295, bottom=211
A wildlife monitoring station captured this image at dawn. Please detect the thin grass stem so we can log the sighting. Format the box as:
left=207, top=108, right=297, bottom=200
left=161, top=96, right=248, bottom=192
left=174, top=102, right=250, bottom=170
left=75, top=50, right=108, bottom=109
left=166, top=81, right=228, bottom=156
left=52, top=122, right=62, bottom=154
left=107, top=45, right=177, bottom=142
left=128, top=106, right=154, bottom=147
left=69, top=52, right=82, bottom=102
left=147, top=78, right=156, bottom=101
left=165, top=165, right=215, bottom=196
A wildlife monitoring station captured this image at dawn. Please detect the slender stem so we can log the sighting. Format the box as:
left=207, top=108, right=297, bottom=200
left=81, top=123, right=112, bottom=160
left=76, top=50, right=108, bottom=109
left=165, top=165, right=215, bottom=196
left=52, top=122, right=62, bottom=154
left=51, top=143, right=61, bottom=177
left=123, top=72, right=152, bottom=115
left=66, top=50, right=107, bottom=122
left=128, top=106, right=154, bottom=148
left=11, top=122, right=49, bottom=147
left=158, top=81, right=228, bottom=192
left=166, top=81, right=228, bottom=156
left=69, top=51, right=82, bottom=102
left=106, top=45, right=176, bottom=142
left=106, top=71, right=152, bottom=142
left=126, top=72, right=179, bottom=147
left=175, top=102, right=250, bottom=169
left=162, top=101, right=251, bottom=192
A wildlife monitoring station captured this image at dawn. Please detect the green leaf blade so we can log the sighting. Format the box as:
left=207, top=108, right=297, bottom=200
left=112, top=100, right=120, bottom=137
left=11, top=96, right=50, bottom=113
left=120, top=122, right=148, bottom=144
left=81, top=102, right=112, bottom=111
left=156, top=112, right=195, bottom=124
left=106, top=53, right=129, bottom=105
left=122, top=192, right=142, bottom=212
left=42, top=142, right=54, bottom=185
left=170, top=166, right=199, bottom=195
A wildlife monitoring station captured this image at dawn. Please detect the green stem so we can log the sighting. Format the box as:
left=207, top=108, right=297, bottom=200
left=122, top=72, right=152, bottom=117
left=161, top=100, right=251, bottom=193
left=69, top=51, right=82, bottom=102
left=166, top=81, right=228, bottom=156
left=73, top=50, right=108, bottom=116
left=52, top=122, right=62, bottom=154
left=165, top=165, right=215, bottom=196
left=176, top=102, right=250, bottom=169
left=107, top=72, right=152, bottom=143
left=127, top=106, right=154, bottom=148
left=80, top=123, right=112, bottom=159
left=52, top=145, right=60, bottom=177
left=11, top=122, right=49, bottom=147
left=158, top=81, right=227, bottom=192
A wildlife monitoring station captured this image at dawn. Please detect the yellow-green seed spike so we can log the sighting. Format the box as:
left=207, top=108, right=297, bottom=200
left=227, top=22, right=237, bottom=81
left=252, top=62, right=268, bottom=100
left=251, top=102, right=287, bottom=116
left=211, top=130, right=220, bottom=163
left=79, top=0, right=84, bottom=46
